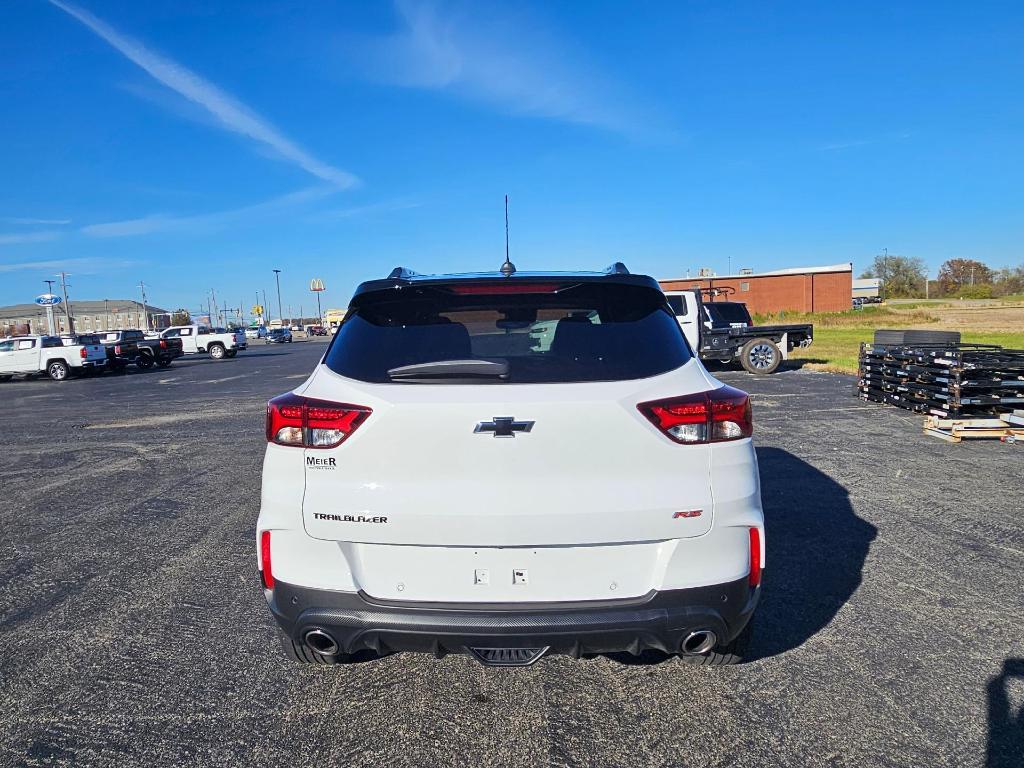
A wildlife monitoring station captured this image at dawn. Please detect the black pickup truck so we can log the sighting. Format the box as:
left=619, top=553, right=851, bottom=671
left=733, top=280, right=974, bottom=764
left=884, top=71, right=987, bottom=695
left=93, top=329, right=184, bottom=370
left=664, top=289, right=814, bottom=374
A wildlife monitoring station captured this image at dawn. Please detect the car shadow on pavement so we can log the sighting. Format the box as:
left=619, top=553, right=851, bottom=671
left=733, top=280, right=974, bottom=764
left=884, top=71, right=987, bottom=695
left=987, top=658, right=1024, bottom=768
left=604, top=447, right=875, bottom=666
left=747, top=446, right=877, bottom=660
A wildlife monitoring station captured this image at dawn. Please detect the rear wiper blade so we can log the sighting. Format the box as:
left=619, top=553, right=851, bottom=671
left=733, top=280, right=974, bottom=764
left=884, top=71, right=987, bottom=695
left=387, top=359, right=509, bottom=379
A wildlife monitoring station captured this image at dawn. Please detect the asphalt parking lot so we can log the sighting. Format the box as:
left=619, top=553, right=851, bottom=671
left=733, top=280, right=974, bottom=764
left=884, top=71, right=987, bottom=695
left=1, top=345, right=1021, bottom=767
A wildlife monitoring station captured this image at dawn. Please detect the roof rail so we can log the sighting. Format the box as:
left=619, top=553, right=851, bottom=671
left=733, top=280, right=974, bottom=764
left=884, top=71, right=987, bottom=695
left=604, top=262, right=629, bottom=275
left=387, top=267, right=419, bottom=280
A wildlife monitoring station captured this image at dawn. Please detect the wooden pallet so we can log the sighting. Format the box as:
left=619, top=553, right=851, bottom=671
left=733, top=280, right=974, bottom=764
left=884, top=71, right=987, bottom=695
left=923, top=415, right=1024, bottom=443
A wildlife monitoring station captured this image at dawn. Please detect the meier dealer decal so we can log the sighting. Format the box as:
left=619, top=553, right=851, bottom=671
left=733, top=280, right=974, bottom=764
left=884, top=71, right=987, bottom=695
left=306, top=456, right=336, bottom=470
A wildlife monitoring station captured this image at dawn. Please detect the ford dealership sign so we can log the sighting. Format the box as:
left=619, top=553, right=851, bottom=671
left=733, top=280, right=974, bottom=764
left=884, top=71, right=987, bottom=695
left=34, top=294, right=63, bottom=306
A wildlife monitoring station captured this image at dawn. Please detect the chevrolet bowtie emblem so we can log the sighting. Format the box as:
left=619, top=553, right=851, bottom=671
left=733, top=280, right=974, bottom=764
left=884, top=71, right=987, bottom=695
left=474, top=416, right=534, bottom=438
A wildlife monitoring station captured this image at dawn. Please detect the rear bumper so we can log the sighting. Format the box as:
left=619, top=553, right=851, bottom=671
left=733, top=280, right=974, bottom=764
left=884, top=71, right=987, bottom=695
left=267, top=576, right=759, bottom=659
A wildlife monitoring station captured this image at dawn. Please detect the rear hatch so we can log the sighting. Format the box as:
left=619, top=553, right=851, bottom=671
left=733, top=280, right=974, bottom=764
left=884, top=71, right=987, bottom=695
left=295, top=279, right=715, bottom=548
left=300, top=367, right=714, bottom=547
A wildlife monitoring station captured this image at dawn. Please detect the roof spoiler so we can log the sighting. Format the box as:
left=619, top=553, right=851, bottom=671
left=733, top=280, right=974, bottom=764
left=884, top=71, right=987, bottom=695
left=387, top=263, right=630, bottom=278
left=387, top=267, right=419, bottom=280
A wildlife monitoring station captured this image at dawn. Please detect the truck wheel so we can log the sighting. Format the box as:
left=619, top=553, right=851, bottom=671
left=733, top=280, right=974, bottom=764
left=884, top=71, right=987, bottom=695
left=679, top=618, right=754, bottom=667
left=156, top=358, right=172, bottom=368
left=47, top=360, right=70, bottom=381
left=740, top=338, right=781, bottom=374
left=209, top=343, right=226, bottom=360
left=136, top=353, right=154, bottom=370
left=0, top=375, right=12, bottom=382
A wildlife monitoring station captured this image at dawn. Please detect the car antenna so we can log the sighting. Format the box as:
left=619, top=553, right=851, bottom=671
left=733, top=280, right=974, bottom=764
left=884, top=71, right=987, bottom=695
left=500, top=194, right=516, bottom=276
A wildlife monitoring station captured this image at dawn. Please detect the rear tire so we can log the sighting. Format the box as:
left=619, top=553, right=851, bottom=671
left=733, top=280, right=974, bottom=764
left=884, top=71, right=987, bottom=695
left=225, top=350, right=237, bottom=358
left=47, top=360, right=69, bottom=381
left=0, top=374, right=12, bottom=382
left=678, top=617, right=754, bottom=666
left=156, top=358, right=172, bottom=368
left=136, top=353, right=154, bottom=370
left=208, top=343, right=226, bottom=360
left=740, top=338, right=781, bottom=374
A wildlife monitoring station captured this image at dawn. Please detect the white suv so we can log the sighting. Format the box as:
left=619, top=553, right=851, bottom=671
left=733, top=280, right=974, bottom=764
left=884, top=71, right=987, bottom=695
left=257, top=264, right=764, bottom=667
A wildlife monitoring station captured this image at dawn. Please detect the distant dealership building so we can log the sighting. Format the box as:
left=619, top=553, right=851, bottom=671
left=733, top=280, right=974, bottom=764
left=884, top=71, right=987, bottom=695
left=0, top=299, right=171, bottom=335
left=659, top=263, right=854, bottom=314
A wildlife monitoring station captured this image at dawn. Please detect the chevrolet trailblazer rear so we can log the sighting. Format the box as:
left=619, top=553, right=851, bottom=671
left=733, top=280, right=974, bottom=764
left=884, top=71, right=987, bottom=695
left=257, top=263, right=764, bottom=667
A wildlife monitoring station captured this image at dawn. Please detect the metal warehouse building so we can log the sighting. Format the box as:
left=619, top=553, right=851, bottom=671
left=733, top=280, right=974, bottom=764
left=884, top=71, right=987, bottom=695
left=659, top=263, right=853, bottom=315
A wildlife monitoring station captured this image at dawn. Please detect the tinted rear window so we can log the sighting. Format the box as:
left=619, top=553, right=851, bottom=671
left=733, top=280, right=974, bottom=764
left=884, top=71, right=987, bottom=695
left=324, top=282, right=691, bottom=384
left=704, top=302, right=751, bottom=326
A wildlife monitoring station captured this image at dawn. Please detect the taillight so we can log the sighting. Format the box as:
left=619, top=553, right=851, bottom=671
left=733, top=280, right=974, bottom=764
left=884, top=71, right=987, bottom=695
left=79, top=347, right=87, bottom=359
left=114, top=344, right=122, bottom=355
left=637, top=385, right=752, bottom=444
left=159, top=339, right=167, bottom=349
left=259, top=530, right=274, bottom=590
left=266, top=392, right=371, bottom=449
left=749, top=527, right=762, bottom=587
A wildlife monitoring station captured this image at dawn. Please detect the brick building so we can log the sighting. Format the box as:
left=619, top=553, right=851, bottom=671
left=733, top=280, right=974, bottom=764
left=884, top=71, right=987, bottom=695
left=659, top=263, right=853, bottom=315
left=0, top=299, right=171, bottom=336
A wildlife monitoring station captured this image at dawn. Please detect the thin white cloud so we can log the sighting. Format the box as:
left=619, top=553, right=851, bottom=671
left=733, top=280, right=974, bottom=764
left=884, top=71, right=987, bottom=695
left=0, top=231, right=63, bottom=245
left=352, top=0, right=666, bottom=139
left=81, top=186, right=333, bottom=238
left=819, top=132, right=913, bottom=152
left=0, top=256, right=135, bottom=273
left=314, top=199, right=422, bottom=221
left=47, top=0, right=358, bottom=188
left=1, top=217, right=72, bottom=225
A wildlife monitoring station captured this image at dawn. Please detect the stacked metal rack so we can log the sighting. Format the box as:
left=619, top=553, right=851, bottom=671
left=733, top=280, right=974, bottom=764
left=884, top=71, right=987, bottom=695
left=858, top=342, right=1024, bottom=419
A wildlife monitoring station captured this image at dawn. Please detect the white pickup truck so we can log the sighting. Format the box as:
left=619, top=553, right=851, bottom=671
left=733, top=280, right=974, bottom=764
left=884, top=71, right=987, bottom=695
left=160, top=325, right=247, bottom=360
left=0, top=334, right=107, bottom=381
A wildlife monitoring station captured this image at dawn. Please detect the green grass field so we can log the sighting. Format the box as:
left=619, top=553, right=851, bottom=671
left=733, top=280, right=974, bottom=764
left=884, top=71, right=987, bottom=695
left=790, top=328, right=1024, bottom=374
left=751, top=302, right=1024, bottom=374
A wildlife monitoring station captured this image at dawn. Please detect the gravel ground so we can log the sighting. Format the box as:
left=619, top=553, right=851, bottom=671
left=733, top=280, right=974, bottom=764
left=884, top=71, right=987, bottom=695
left=1, top=342, right=1021, bottom=767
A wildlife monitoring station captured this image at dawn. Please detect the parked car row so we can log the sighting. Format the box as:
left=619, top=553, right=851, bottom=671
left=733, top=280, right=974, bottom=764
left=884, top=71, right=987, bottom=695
left=0, top=323, right=247, bottom=382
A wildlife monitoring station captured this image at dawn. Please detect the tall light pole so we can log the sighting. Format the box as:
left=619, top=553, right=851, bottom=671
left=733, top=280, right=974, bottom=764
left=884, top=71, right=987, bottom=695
left=139, top=280, right=150, bottom=331
left=58, top=271, right=74, bottom=334
left=273, top=269, right=283, bottom=326
left=43, top=279, right=57, bottom=334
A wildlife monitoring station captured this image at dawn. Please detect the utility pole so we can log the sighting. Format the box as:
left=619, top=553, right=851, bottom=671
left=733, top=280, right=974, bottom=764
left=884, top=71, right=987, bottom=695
left=288, top=304, right=292, bottom=327
left=42, top=279, right=57, bottom=334
left=139, top=280, right=150, bottom=331
left=210, top=288, right=219, bottom=327
left=273, top=269, right=283, bottom=326
left=262, top=290, right=269, bottom=326
left=58, top=271, right=74, bottom=334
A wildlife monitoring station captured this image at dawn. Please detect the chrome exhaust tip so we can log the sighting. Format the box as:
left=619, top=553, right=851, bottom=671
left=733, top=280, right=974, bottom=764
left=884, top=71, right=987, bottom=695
left=303, top=629, right=340, bottom=656
left=681, top=630, right=718, bottom=655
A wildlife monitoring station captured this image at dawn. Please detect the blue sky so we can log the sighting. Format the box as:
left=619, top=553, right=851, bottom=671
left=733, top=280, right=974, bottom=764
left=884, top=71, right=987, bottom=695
left=1, top=0, right=1022, bottom=316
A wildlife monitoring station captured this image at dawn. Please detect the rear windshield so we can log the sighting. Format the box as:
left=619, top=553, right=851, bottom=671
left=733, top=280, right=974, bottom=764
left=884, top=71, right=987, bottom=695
left=324, top=281, right=691, bottom=384
left=704, top=302, right=751, bottom=326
